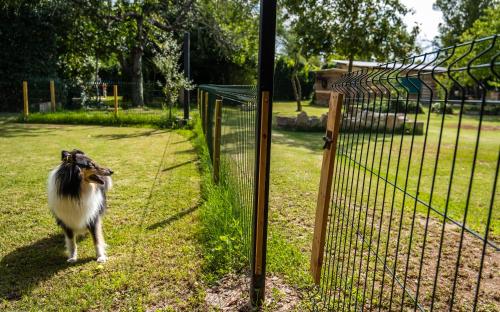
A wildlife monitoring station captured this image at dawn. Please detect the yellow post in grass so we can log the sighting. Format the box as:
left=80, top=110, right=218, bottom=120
left=113, top=85, right=118, bottom=116
left=22, top=81, right=29, bottom=119
left=50, top=80, right=56, bottom=112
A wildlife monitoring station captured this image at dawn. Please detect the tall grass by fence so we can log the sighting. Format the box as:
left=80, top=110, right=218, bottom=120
left=313, top=35, right=499, bottom=311
left=198, top=85, right=257, bottom=266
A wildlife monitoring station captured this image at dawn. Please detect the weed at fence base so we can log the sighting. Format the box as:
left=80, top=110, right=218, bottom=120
left=192, top=116, right=246, bottom=283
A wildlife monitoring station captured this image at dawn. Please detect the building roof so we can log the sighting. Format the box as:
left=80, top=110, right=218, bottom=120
left=316, top=60, right=447, bottom=73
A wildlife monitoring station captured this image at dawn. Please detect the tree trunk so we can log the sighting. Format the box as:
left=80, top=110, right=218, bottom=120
left=295, top=74, right=302, bottom=105
left=291, top=73, right=301, bottom=111
left=348, top=57, right=354, bottom=73
left=131, top=17, right=144, bottom=107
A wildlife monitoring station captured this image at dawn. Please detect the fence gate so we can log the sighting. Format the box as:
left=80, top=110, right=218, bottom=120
left=312, top=35, right=499, bottom=311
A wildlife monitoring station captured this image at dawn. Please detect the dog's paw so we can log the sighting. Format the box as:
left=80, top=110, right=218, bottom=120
left=67, top=257, right=78, bottom=263
left=96, top=255, right=107, bottom=263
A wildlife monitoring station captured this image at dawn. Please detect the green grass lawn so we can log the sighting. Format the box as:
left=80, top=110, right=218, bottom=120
left=273, top=100, right=328, bottom=117
left=0, top=119, right=204, bottom=311
left=268, top=108, right=499, bottom=310
left=23, top=107, right=181, bottom=128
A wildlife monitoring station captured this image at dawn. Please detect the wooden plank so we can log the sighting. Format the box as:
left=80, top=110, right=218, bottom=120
left=310, top=91, right=344, bottom=284
left=50, top=80, right=56, bottom=112
left=113, top=85, right=118, bottom=116
left=197, top=89, right=200, bottom=114
left=213, top=99, right=222, bottom=183
left=254, top=91, right=270, bottom=275
left=315, top=90, right=336, bottom=95
left=22, top=81, right=29, bottom=118
left=204, top=92, right=209, bottom=134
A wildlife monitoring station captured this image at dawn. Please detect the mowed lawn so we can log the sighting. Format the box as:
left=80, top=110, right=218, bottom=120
left=0, top=120, right=203, bottom=311
left=268, top=102, right=500, bottom=298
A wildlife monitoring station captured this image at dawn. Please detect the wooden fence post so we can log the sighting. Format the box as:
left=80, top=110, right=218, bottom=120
left=213, top=99, right=222, bottom=183
left=113, top=85, right=118, bottom=116
left=198, top=89, right=201, bottom=115
left=204, top=92, right=209, bottom=134
left=50, top=80, right=56, bottom=112
left=22, top=81, right=29, bottom=119
left=310, top=91, right=343, bottom=284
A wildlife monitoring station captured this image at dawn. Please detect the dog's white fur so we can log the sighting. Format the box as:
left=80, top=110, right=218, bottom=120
left=48, top=168, right=112, bottom=262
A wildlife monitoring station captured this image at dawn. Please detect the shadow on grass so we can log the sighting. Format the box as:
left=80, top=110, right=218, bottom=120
left=93, top=129, right=168, bottom=140
left=147, top=204, right=200, bottom=230
left=0, top=123, right=57, bottom=138
left=162, top=159, right=196, bottom=172
left=272, top=129, right=324, bottom=153
left=0, top=234, right=92, bottom=301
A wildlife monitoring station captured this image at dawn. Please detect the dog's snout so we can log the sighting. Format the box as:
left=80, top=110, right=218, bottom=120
left=109, top=169, right=114, bottom=175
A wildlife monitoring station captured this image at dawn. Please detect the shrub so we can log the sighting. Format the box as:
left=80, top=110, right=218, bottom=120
left=431, top=102, right=454, bottom=114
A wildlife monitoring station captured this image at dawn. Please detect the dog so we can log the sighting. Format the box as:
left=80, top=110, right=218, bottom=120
left=48, top=149, right=113, bottom=263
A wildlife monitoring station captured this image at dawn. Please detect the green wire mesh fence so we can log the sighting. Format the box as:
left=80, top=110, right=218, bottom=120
left=199, top=84, right=257, bottom=270
left=315, top=35, right=499, bottom=311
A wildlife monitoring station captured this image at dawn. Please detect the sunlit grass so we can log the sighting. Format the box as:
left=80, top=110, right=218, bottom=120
left=0, top=119, right=203, bottom=311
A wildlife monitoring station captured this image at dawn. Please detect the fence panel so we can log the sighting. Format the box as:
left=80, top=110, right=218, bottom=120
left=199, top=85, right=257, bottom=269
left=315, top=35, right=499, bottom=311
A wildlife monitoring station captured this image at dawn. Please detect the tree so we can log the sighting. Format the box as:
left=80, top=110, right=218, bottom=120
left=0, top=0, right=76, bottom=111
left=280, top=32, right=305, bottom=111
left=454, top=6, right=500, bottom=87
left=283, top=0, right=419, bottom=72
left=71, top=0, right=195, bottom=107
left=189, top=0, right=260, bottom=84
left=434, top=0, right=495, bottom=46
left=153, top=36, right=193, bottom=117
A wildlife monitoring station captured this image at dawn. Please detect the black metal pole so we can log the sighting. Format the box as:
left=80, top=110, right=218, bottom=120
left=251, top=0, right=277, bottom=308
left=183, top=32, right=190, bottom=120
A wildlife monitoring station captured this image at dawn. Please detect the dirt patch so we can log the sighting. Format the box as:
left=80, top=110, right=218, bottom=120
left=205, top=274, right=302, bottom=311
left=446, top=123, right=500, bottom=131
left=321, top=198, right=500, bottom=311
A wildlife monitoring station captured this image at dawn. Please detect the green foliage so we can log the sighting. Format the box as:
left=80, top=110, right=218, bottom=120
left=457, top=6, right=500, bottom=87
left=434, top=0, right=495, bottom=46
left=274, top=57, right=315, bottom=101
left=153, top=37, right=193, bottom=108
left=189, top=0, right=260, bottom=84
left=0, top=0, right=72, bottom=111
left=192, top=118, right=246, bottom=283
left=283, top=0, right=419, bottom=64
left=431, top=102, right=455, bottom=114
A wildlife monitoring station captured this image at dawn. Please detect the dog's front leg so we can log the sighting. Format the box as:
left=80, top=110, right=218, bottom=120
left=88, top=218, right=107, bottom=263
left=64, top=229, right=77, bottom=263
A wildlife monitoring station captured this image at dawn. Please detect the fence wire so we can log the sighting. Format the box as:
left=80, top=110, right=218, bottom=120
left=1, top=78, right=171, bottom=116
left=199, top=84, right=257, bottom=267
left=317, top=35, right=499, bottom=311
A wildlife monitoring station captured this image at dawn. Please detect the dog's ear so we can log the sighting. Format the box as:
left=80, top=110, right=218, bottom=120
left=72, top=149, right=85, bottom=155
left=61, top=150, right=71, bottom=161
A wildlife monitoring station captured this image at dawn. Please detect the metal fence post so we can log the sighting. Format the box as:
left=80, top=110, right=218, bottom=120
left=213, top=99, right=222, bottom=183
left=22, top=81, right=29, bottom=119
left=50, top=80, right=56, bottom=112
left=183, top=32, right=190, bottom=121
left=113, top=85, right=118, bottom=116
left=251, top=0, right=277, bottom=307
left=310, top=91, right=343, bottom=284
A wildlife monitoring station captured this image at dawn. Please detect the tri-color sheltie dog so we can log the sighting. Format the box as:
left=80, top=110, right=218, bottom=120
left=48, top=149, right=113, bottom=263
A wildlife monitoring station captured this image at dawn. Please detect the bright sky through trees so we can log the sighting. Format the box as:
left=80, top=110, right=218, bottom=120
left=402, top=0, right=444, bottom=50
